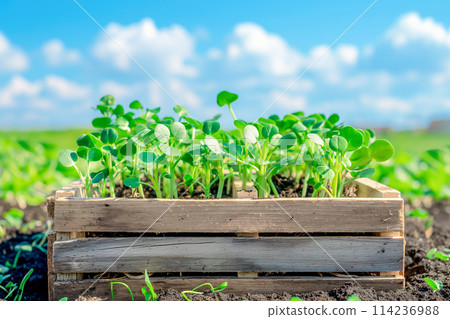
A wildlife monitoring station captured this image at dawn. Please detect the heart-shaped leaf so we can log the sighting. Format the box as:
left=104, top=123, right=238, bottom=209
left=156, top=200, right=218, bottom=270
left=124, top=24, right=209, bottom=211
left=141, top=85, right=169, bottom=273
left=170, top=122, right=187, bottom=140
left=329, top=135, right=348, bottom=153
left=203, top=120, right=220, bottom=135
left=124, top=177, right=140, bottom=189
left=59, top=149, right=78, bottom=167
left=217, top=91, right=238, bottom=106
left=100, top=128, right=118, bottom=144
left=155, top=124, right=170, bottom=143
left=129, top=100, right=143, bottom=110
left=369, top=140, right=394, bottom=162
left=262, top=124, right=279, bottom=139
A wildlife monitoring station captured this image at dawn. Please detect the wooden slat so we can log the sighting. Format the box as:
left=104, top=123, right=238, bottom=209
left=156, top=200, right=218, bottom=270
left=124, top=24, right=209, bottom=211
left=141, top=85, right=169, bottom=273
left=53, top=236, right=403, bottom=273
left=47, top=231, right=55, bottom=301
left=55, top=180, right=84, bottom=198
left=53, top=197, right=403, bottom=233
left=52, top=276, right=405, bottom=300
left=353, top=178, right=401, bottom=198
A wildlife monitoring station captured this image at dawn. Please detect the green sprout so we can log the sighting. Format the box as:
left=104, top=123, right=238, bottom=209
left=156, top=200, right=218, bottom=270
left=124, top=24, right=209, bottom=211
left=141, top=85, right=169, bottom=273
left=424, top=278, right=443, bottom=292
left=181, top=282, right=228, bottom=301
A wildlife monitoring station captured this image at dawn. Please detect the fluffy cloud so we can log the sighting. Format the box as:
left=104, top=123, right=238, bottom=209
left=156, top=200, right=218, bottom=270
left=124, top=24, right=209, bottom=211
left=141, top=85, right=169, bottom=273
left=226, top=23, right=304, bottom=76
left=44, top=75, right=91, bottom=99
left=386, top=12, right=450, bottom=47
left=42, top=39, right=81, bottom=66
left=93, top=18, right=197, bottom=77
left=0, top=76, right=41, bottom=107
left=0, top=32, right=28, bottom=72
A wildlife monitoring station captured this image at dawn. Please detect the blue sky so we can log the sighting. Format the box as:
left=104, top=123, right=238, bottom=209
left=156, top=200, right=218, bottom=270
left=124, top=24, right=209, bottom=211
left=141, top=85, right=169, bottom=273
left=1, top=0, right=450, bottom=129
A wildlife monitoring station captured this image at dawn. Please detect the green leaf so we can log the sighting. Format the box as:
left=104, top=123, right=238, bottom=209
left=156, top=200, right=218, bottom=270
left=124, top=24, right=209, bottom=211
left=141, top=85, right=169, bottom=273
left=129, top=100, right=143, bottom=110
left=292, top=122, right=307, bottom=133
left=204, top=135, right=223, bottom=154
left=407, top=208, right=429, bottom=220
left=59, top=149, right=78, bottom=167
left=350, top=147, right=371, bottom=168
left=15, top=243, right=32, bottom=252
left=279, top=133, right=297, bottom=149
left=426, top=248, right=438, bottom=260
left=76, top=134, right=91, bottom=147
left=92, top=172, right=105, bottom=184
left=124, top=177, right=140, bottom=189
left=92, top=117, right=112, bottom=129
left=203, top=120, right=220, bottom=135
left=113, top=104, right=124, bottom=116
left=369, top=139, right=395, bottom=162
left=340, top=126, right=363, bottom=151
left=138, top=151, right=156, bottom=163
left=100, top=128, right=118, bottom=144
left=317, top=165, right=335, bottom=179
left=290, top=296, right=302, bottom=301
left=76, top=146, right=89, bottom=159
left=217, top=91, right=238, bottom=106
left=88, top=148, right=103, bottom=162
left=262, top=124, right=279, bottom=139
left=424, top=278, right=443, bottom=291
left=270, top=134, right=282, bottom=146
left=234, top=120, right=247, bottom=130
left=183, top=174, right=194, bottom=186
left=307, top=133, right=324, bottom=146
left=283, top=114, right=300, bottom=122
left=100, top=95, right=115, bottom=106
left=174, top=105, right=189, bottom=117
left=59, top=297, right=68, bottom=301
left=184, top=117, right=202, bottom=129
left=358, top=167, right=375, bottom=178
left=244, top=125, right=259, bottom=144
left=347, top=294, right=361, bottom=301
left=328, top=113, right=339, bottom=124
left=329, top=135, right=348, bottom=153
left=302, top=118, right=316, bottom=128
left=119, top=141, right=137, bottom=156
left=159, top=144, right=181, bottom=157
left=0, top=265, right=9, bottom=274
left=155, top=124, right=170, bottom=143
left=435, top=251, right=450, bottom=261
left=170, top=122, right=187, bottom=140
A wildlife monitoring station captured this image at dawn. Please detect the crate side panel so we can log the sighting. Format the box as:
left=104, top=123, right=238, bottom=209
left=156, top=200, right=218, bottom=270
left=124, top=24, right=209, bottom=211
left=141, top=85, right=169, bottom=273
left=53, top=236, right=404, bottom=273
left=53, top=197, right=403, bottom=233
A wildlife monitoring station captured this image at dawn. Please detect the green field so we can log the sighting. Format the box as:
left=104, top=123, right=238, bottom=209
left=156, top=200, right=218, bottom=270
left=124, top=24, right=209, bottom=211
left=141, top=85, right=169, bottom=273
left=378, top=130, right=450, bottom=156
left=0, top=129, right=88, bottom=150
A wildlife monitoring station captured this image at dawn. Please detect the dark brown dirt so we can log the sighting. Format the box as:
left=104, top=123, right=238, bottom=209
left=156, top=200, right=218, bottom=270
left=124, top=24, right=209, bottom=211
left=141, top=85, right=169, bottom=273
left=0, top=199, right=448, bottom=301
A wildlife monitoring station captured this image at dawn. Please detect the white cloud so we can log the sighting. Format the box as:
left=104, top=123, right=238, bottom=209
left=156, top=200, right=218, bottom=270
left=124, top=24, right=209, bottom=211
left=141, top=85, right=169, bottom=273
left=99, top=81, right=139, bottom=101
left=168, top=79, right=201, bottom=108
left=207, top=48, right=222, bottom=60
left=386, top=12, right=450, bottom=47
left=360, top=95, right=411, bottom=113
left=227, top=23, right=304, bottom=76
left=44, top=75, right=91, bottom=99
left=0, top=76, right=41, bottom=107
left=93, top=18, right=197, bottom=77
left=0, top=32, right=28, bottom=72
left=270, top=91, right=307, bottom=111
left=42, top=39, right=81, bottom=66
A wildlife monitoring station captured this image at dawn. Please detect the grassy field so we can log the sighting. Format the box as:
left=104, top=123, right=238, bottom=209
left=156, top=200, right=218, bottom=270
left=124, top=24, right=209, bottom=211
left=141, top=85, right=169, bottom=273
left=378, top=130, right=450, bottom=156
left=1, top=128, right=448, bottom=157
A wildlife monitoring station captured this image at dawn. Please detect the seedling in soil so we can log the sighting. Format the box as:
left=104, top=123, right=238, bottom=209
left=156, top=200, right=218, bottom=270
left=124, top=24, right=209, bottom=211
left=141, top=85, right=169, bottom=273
left=347, top=294, right=361, bottom=301
left=0, top=268, right=33, bottom=301
left=142, top=269, right=157, bottom=301
left=424, top=278, right=443, bottom=292
left=426, top=248, right=450, bottom=261
left=110, top=282, right=135, bottom=301
left=181, top=282, right=228, bottom=301
left=0, top=208, right=35, bottom=238
left=290, top=296, right=302, bottom=301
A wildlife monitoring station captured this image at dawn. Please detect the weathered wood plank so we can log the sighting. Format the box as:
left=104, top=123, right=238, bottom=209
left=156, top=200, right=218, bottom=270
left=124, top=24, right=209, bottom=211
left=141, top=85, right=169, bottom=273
left=52, top=276, right=405, bottom=300
left=55, top=180, right=84, bottom=198
left=47, top=230, right=55, bottom=301
left=354, top=178, right=401, bottom=198
left=53, top=197, right=403, bottom=233
left=53, top=236, right=403, bottom=273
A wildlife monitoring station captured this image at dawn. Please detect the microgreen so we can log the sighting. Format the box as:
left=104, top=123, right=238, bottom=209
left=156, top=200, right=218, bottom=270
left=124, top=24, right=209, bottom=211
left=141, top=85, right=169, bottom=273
left=424, top=278, right=443, bottom=292
left=426, top=248, right=450, bottom=261
left=110, top=282, right=135, bottom=301
left=347, top=294, right=361, bottom=301
left=60, top=93, right=395, bottom=199
left=290, top=296, right=302, bottom=301
left=181, top=282, right=228, bottom=301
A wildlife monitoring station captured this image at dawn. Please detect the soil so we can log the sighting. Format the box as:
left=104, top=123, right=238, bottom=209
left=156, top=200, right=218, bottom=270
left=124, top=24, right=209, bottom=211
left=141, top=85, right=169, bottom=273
left=113, top=174, right=326, bottom=199
left=0, top=198, right=448, bottom=301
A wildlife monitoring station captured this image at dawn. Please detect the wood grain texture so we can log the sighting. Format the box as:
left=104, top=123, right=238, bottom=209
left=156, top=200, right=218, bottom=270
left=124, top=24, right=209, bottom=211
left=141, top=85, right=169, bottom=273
left=52, top=276, right=405, bottom=300
left=353, top=178, right=401, bottom=198
left=53, top=236, right=403, bottom=273
left=53, top=197, right=403, bottom=233
left=47, top=231, right=55, bottom=301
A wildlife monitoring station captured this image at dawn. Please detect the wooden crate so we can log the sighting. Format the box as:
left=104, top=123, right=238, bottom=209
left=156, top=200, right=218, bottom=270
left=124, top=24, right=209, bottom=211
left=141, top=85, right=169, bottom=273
left=47, top=178, right=405, bottom=301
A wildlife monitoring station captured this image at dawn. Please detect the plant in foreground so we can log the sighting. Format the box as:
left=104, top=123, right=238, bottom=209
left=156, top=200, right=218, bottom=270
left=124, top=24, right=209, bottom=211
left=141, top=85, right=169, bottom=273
left=181, top=282, right=228, bottom=301
left=424, top=278, right=443, bottom=292
left=426, top=248, right=450, bottom=261
left=0, top=268, right=33, bottom=301
left=60, top=93, right=395, bottom=199
left=347, top=294, right=361, bottom=301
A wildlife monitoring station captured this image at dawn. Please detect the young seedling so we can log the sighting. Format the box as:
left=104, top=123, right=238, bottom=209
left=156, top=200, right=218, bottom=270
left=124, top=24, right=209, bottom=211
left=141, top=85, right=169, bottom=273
left=290, top=296, right=302, bottom=301
left=110, top=282, right=135, bottom=301
left=181, top=282, right=228, bottom=301
left=141, top=269, right=158, bottom=301
left=424, top=278, right=443, bottom=292
left=426, top=248, right=450, bottom=261
left=347, top=294, right=361, bottom=301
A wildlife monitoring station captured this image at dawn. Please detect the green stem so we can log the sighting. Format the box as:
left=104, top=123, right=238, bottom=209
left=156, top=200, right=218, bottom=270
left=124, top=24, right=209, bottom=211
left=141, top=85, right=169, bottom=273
left=228, top=104, right=237, bottom=121
left=268, top=176, right=279, bottom=198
